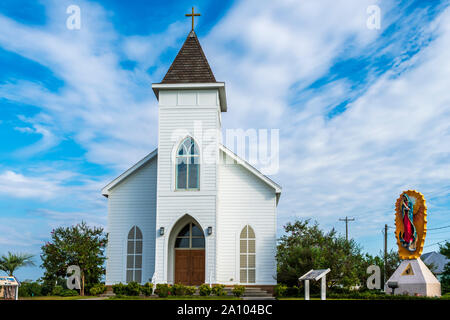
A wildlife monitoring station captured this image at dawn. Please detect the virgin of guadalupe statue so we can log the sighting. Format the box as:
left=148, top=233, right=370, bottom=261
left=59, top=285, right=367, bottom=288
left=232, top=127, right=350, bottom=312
left=398, top=194, right=417, bottom=252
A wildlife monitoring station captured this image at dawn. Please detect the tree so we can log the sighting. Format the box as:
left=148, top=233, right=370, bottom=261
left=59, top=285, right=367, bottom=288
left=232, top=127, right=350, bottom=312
left=40, top=221, right=107, bottom=296
left=439, top=241, right=450, bottom=294
left=0, top=252, right=35, bottom=299
left=276, top=219, right=367, bottom=289
left=0, top=252, right=35, bottom=276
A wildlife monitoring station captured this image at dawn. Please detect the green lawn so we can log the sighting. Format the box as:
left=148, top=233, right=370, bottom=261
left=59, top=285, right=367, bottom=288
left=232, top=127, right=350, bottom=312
left=109, top=295, right=241, bottom=300
left=278, top=295, right=450, bottom=300
left=19, top=296, right=95, bottom=300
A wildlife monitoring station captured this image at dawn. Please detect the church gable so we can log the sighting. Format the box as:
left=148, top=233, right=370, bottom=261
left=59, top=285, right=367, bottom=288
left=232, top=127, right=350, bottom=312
left=219, top=145, right=281, bottom=202
left=102, top=149, right=157, bottom=197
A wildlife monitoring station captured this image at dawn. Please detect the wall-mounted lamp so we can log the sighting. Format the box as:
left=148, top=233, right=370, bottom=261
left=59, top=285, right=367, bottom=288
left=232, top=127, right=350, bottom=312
left=159, top=227, right=165, bottom=236
left=207, top=226, right=212, bottom=235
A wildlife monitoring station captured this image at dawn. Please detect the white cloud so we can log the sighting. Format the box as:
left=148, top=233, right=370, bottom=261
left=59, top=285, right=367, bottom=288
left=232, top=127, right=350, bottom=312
left=0, top=0, right=185, bottom=170
left=0, top=170, right=61, bottom=200
left=201, top=0, right=450, bottom=247
left=0, top=0, right=449, bottom=257
left=13, top=123, right=60, bottom=157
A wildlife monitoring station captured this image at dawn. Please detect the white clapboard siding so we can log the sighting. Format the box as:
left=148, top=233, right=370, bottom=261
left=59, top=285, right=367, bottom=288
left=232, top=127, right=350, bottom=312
left=105, top=157, right=157, bottom=285
left=155, top=89, right=220, bottom=283
left=217, top=150, right=277, bottom=285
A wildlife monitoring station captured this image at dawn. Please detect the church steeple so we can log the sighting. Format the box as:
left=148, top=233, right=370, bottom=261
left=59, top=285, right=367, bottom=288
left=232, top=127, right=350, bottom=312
left=161, top=30, right=216, bottom=84
left=152, top=8, right=226, bottom=112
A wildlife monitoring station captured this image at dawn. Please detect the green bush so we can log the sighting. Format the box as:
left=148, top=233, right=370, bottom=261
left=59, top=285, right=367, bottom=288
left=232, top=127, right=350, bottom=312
left=274, top=284, right=287, bottom=297
left=185, top=286, right=197, bottom=296
left=327, top=291, right=446, bottom=300
left=89, top=283, right=106, bottom=296
left=173, top=284, right=188, bottom=296
left=140, top=282, right=153, bottom=296
left=155, top=284, right=171, bottom=298
left=112, top=283, right=127, bottom=296
left=199, top=284, right=212, bottom=296
left=232, top=285, right=245, bottom=297
left=51, top=285, right=64, bottom=296
left=125, top=281, right=141, bottom=296
left=285, top=286, right=300, bottom=297
left=18, top=281, right=43, bottom=297
left=61, top=289, right=78, bottom=297
left=212, top=284, right=227, bottom=296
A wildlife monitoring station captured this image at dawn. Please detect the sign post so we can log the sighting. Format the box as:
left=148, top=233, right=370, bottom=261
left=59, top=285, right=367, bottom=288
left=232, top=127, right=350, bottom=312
left=299, top=269, right=331, bottom=301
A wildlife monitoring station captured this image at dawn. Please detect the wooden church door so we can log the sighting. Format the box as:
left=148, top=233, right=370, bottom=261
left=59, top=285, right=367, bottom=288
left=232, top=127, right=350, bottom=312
left=174, top=222, right=205, bottom=285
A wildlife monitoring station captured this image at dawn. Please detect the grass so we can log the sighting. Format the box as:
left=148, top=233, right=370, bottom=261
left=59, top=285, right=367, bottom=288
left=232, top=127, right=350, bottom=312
left=109, top=295, right=241, bottom=300
left=278, top=295, right=450, bottom=300
left=19, top=295, right=95, bottom=300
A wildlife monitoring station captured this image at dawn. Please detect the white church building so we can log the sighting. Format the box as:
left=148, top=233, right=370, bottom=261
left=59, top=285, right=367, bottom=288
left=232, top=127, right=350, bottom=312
left=102, top=29, right=281, bottom=290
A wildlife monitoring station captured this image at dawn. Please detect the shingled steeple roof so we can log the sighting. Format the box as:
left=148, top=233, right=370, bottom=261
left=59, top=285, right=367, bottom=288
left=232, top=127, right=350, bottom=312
left=161, top=30, right=216, bottom=83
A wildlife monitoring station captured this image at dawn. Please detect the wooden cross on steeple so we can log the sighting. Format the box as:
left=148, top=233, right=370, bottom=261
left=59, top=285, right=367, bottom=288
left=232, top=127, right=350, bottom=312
left=185, top=7, right=201, bottom=31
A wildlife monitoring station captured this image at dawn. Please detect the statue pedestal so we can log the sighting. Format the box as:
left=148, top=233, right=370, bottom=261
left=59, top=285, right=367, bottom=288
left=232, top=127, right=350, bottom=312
left=384, top=258, right=441, bottom=297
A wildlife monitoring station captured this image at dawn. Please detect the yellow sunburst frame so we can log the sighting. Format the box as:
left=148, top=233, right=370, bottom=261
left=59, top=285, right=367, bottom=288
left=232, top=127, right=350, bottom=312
left=395, top=190, right=427, bottom=260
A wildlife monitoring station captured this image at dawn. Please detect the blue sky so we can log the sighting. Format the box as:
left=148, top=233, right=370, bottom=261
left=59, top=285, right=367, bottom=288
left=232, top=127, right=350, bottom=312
left=0, top=0, right=449, bottom=281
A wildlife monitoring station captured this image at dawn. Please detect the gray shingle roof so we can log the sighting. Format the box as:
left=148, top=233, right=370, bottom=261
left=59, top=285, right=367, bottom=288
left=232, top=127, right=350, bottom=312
left=161, top=30, right=216, bottom=83
left=421, top=251, right=449, bottom=274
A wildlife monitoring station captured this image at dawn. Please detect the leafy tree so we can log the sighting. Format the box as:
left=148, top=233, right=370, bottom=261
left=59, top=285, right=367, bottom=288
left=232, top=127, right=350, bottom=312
left=0, top=252, right=35, bottom=276
left=0, top=252, right=35, bottom=299
left=40, top=221, right=107, bottom=296
left=439, top=241, right=450, bottom=294
left=276, top=219, right=367, bottom=289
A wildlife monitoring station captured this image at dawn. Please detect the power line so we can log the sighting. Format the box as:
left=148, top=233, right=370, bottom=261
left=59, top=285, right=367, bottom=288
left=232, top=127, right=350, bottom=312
left=428, top=225, right=450, bottom=231
left=424, top=239, right=450, bottom=248
left=339, top=216, right=355, bottom=241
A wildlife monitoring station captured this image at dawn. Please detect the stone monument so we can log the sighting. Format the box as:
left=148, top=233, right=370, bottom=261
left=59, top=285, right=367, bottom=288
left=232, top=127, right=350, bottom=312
left=384, top=190, right=441, bottom=297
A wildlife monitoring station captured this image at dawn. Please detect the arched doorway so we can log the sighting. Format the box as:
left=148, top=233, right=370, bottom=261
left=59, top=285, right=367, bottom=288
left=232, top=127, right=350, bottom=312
left=171, top=219, right=205, bottom=285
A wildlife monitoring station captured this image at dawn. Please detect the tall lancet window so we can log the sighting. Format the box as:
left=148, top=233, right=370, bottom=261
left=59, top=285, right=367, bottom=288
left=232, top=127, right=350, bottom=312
left=176, top=137, right=200, bottom=190
left=240, top=225, right=256, bottom=283
left=127, top=226, right=143, bottom=283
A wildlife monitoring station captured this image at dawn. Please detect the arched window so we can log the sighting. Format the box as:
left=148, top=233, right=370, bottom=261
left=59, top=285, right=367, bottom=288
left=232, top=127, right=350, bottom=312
left=175, top=222, right=205, bottom=249
left=176, top=137, right=200, bottom=190
left=240, top=225, right=256, bottom=283
left=127, top=226, right=143, bottom=283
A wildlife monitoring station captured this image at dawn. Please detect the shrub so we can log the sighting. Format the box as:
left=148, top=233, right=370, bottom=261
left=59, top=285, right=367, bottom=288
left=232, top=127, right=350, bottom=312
left=51, top=285, right=64, bottom=296
left=232, top=285, right=245, bottom=298
left=112, top=283, right=127, bottom=296
left=140, top=282, right=153, bottom=296
left=125, top=281, right=141, bottom=296
left=173, top=284, right=188, bottom=296
left=18, top=281, right=43, bottom=297
left=212, top=284, right=227, bottom=296
left=185, top=286, right=197, bottom=296
left=199, top=284, right=212, bottom=296
left=274, top=284, right=287, bottom=297
left=155, top=284, right=171, bottom=298
left=89, top=283, right=106, bottom=296
left=61, top=289, right=79, bottom=297
left=285, top=286, right=300, bottom=297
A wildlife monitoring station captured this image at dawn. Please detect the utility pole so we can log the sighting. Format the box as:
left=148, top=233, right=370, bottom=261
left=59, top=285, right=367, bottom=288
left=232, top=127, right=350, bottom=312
left=339, top=216, right=355, bottom=241
left=384, top=224, right=388, bottom=285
